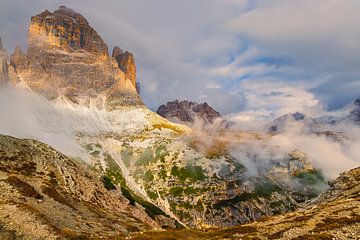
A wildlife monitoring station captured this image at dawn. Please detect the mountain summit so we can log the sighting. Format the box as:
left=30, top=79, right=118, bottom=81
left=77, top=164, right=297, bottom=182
left=6, top=6, right=142, bottom=109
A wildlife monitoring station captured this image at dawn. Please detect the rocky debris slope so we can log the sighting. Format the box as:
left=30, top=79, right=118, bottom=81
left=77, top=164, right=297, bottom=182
left=157, top=100, right=222, bottom=124
left=8, top=6, right=143, bottom=109
left=0, top=134, right=173, bottom=239
left=102, top=124, right=327, bottom=229
left=130, top=167, right=360, bottom=239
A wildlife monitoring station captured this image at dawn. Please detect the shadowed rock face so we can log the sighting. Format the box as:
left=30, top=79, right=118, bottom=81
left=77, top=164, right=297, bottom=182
left=157, top=100, right=222, bottom=124
left=112, top=46, right=137, bottom=88
left=9, top=6, right=143, bottom=109
left=0, top=37, right=9, bottom=83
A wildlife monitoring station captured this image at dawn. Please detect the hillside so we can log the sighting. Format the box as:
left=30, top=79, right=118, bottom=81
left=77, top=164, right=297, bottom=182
left=131, top=167, right=360, bottom=239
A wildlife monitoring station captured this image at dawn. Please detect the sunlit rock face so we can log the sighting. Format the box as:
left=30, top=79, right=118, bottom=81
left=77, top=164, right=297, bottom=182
left=0, top=37, right=17, bottom=85
left=10, top=6, right=143, bottom=109
left=112, top=46, right=137, bottom=88
left=0, top=37, right=9, bottom=83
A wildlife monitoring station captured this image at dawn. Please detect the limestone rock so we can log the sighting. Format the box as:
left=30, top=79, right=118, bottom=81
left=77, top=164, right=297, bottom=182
left=0, top=37, right=9, bottom=83
left=29, top=6, right=108, bottom=55
left=10, top=6, right=143, bottom=109
left=112, top=46, right=137, bottom=87
left=130, top=167, right=360, bottom=239
left=157, top=100, right=222, bottom=124
left=0, top=134, right=161, bottom=238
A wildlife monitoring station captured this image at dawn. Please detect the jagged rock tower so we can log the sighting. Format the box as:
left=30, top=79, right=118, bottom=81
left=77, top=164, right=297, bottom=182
left=9, top=6, right=143, bottom=110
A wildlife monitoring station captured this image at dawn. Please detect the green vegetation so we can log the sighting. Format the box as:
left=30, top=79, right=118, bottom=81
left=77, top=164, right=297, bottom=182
left=254, top=181, right=282, bottom=197
left=143, top=170, right=154, bottom=182
left=121, top=148, right=133, bottom=167
left=146, top=189, right=158, bottom=200
left=102, top=152, right=173, bottom=221
left=102, top=176, right=116, bottom=190
left=214, top=181, right=283, bottom=210
left=136, top=148, right=154, bottom=166
left=169, top=186, right=184, bottom=196
left=155, top=145, right=169, bottom=162
left=295, top=171, right=326, bottom=185
left=159, top=167, right=167, bottom=180
left=103, top=153, right=126, bottom=187
left=171, top=165, right=206, bottom=182
left=293, top=171, right=329, bottom=198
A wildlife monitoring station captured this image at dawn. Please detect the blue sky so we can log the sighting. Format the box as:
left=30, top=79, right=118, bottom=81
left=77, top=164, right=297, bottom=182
left=0, top=0, right=359, bottom=118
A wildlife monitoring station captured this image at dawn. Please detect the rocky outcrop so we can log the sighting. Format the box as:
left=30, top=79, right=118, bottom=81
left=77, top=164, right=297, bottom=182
left=112, top=46, right=137, bottom=88
left=9, top=6, right=143, bottom=109
left=157, top=100, right=222, bottom=124
left=131, top=167, right=360, bottom=239
left=29, top=6, right=108, bottom=55
left=0, top=134, right=166, bottom=239
left=0, top=37, right=17, bottom=85
left=0, top=37, right=9, bottom=83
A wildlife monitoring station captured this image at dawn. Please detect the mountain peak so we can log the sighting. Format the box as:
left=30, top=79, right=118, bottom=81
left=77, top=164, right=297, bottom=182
left=29, top=6, right=108, bottom=55
left=9, top=7, right=143, bottom=109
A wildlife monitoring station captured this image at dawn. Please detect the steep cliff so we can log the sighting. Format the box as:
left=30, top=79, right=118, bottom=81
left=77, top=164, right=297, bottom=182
left=10, top=6, right=143, bottom=109
left=112, top=46, right=137, bottom=88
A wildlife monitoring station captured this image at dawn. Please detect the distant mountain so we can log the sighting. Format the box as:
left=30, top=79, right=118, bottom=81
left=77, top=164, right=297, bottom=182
left=157, top=100, right=222, bottom=124
left=349, top=98, right=360, bottom=124
left=268, top=97, right=360, bottom=134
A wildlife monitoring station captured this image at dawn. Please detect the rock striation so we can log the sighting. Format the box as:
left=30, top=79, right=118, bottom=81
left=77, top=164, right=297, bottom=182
left=9, top=6, right=143, bottom=109
left=0, top=134, right=169, bottom=239
left=157, top=100, right=222, bottom=124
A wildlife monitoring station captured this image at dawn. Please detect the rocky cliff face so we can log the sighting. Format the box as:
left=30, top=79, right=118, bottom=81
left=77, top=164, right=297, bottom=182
left=9, top=6, right=143, bottom=109
left=0, top=37, right=9, bottom=83
left=112, top=46, right=137, bottom=88
left=157, top=100, right=222, bottom=124
left=0, top=38, right=17, bottom=85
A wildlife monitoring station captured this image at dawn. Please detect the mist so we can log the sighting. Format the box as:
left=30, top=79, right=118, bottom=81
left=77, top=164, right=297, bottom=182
left=0, top=85, right=88, bottom=159
left=182, top=107, right=360, bottom=181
